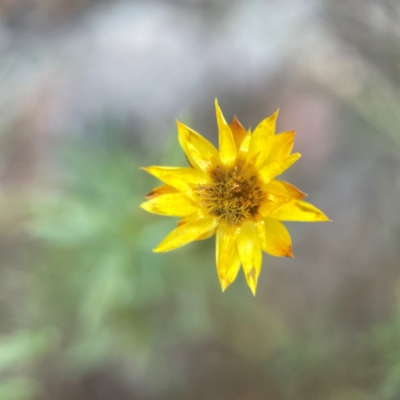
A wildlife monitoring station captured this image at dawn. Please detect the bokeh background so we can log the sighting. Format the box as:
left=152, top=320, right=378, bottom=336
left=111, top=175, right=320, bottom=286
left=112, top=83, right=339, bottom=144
left=1, top=0, right=400, bottom=399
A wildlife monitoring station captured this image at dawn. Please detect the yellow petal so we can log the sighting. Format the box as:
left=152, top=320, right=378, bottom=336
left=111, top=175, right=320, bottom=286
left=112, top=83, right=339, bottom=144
left=177, top=209, right=205, bottom=227
left=154, top=216, right=217, bottom=252
left=229, top=115, right=247, bottom=150
left=259, top=153, right=301, bottom=184
left=177, top=211, right=216, bottom=240
left=236, top=221, right=262, bottom=296
left=196, top=227, right=217, bottom=241
left=264, top=180, right=292, bottom=202
left=271, top=200, right=330, bottom=222
left=219, top=247, right=240, bottom=292
left=264, top=131, right=296, bottom=165
left=145, top=185, right=178, bottom=200
left=276, top=180, right=307, bottom=200
left=256, top=218, right=293, bottom=257
left=215, top=99, right=237, bottom=166
left=257, top=180, right=291, bottom=217
left=247, top=110, right=278, bottom=165
left=141, top=166, right=210, bottom=193
left=216, top=224, right=241, bottom=292
left=239, top=132, right=251, bottom=153
left=258, top=199, right=286, bottom=217
left=177, top=121, right=220, bottom=172
left=140, top=193, right=197, bottom=217
left=184, top=153, right=195, bottom=168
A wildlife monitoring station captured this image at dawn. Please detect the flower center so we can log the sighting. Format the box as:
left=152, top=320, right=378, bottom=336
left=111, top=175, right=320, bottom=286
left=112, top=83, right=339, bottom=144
left=195, top=162, right=265, bottom=226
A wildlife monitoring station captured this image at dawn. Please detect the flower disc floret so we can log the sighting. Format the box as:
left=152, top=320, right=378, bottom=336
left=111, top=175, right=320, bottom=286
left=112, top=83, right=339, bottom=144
left=196, top=161, right=264, bottom=226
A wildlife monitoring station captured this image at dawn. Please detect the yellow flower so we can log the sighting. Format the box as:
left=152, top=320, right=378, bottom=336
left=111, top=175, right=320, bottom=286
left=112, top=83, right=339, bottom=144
left=141, top=100, right=330, bottom=295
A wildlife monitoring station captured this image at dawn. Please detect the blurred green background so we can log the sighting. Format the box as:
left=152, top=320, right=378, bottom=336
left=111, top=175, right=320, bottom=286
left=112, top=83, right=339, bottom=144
left=1, top=0, right=400, bottom=399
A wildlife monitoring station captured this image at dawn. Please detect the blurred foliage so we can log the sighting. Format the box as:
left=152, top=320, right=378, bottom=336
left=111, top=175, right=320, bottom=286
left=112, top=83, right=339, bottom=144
left=0, top=116, right=397, bottom=400
left=0, top=0, right=400, bottom=396
left=28, top=124, right=214, bottom=369
left=0, top=330, right=52, bottom=400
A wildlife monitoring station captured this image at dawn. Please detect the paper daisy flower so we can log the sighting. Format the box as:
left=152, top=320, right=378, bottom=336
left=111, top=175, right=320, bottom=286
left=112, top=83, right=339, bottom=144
left=141, top=99, right=329, bottom=295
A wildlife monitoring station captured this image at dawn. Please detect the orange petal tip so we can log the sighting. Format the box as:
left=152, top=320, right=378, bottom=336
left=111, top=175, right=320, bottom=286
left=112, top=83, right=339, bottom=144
left=247, top=271, right=257, bottom=296
left=219, top=274, right=231, bottom=293
left=320, top=214, right=331, bottom=222
left=268, top=109, right=279, bottom=123
left=286, top=246, right=295, bottom=258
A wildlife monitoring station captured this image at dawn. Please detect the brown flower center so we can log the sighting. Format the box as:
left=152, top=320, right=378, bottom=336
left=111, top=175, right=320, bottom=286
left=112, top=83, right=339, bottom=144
left=195, top=161, right=265, bottom=226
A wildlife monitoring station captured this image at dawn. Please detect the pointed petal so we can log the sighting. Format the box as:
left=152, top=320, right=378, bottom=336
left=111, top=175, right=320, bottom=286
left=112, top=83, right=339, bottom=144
left=140, top=193, right=197, bottom=217
left=219, top=248, right=240, bottom=292
left=229, top=115, right=247, bottom=149
left=177, top=121, right=220, bottom=172
left=236, top=221, right=262, bottom=296
left=259, top=153, right=301, bottom=184
left=196, top=227, right=217, bottom=241
left=264, top=131, right=296, bottom=165
left=185, top=154, right=195, bottom=168
left=216, top=224, right=241, bottom=292
left=141, top=166, right=210, bottom=193
left=264, top=180, right=292, bottom=201
left=145, top=185, right=178, bottom=200
left=215, top=99, right=237, bottom=165
left=247, top=110, right=278, bottom=165
left=257, top=181, right=291, bottom=217
left=177, top=209, right=205, bottom=227
left=258, top=199, right=286, bottom=217
left=239, top=132, right=251, bottom=153
left=177, top=211, right=216, bottom=240
left=154, top=216, right=217, bottom=252
left=276, top=180, right=307, bottom=200
left=271, top=200, right=330, bottom=222
left=256, top=218, right=293, bottom=257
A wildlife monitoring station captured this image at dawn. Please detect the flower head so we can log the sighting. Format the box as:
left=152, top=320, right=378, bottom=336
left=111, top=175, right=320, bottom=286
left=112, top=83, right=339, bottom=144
left=141, top=100, right=329, bottom=295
